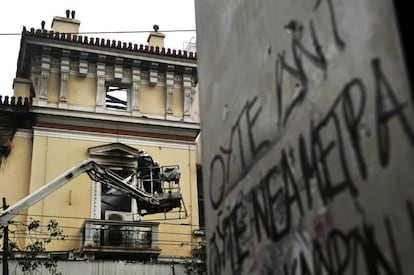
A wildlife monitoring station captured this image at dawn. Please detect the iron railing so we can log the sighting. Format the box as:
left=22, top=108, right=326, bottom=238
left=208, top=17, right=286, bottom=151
left=81, top=219, right=160, bottom=253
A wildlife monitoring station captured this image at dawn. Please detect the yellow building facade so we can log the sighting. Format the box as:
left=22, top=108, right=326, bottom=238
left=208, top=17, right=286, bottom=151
left=1, top=11, right=200, bottom=261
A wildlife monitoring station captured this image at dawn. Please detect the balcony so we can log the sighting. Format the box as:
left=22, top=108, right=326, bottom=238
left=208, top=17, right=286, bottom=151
left=81, top=219, right=161, bottom=261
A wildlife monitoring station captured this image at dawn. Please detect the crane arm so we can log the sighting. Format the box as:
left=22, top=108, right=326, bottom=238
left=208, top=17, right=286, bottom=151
left=0, top=159, right=96, bottom=227
left=85, top=162, right=159, bottom=206
left=0, top=159, right=163, bottom=227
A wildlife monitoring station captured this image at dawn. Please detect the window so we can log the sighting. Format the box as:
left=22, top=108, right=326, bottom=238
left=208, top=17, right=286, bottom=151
left=88, top=143, right=143, bottom=220
left=105, top=85, right=128, bottom=110
left=100, top=168, right=133, bottom=219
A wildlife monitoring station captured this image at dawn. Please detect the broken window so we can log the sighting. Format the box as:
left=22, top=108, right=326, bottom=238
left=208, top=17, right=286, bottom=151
left=100, top=169, right=133, bottom=219
left=88, top=143, right=141, bottom=221
left=105, top=85, right=128, bottom=110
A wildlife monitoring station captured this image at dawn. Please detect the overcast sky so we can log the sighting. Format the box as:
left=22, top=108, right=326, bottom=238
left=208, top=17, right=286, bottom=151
left=0, top=0, right=196, bottom=97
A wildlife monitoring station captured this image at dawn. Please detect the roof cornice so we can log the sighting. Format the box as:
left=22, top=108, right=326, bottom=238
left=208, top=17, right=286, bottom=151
left=22, top=27, right=197, bottom=61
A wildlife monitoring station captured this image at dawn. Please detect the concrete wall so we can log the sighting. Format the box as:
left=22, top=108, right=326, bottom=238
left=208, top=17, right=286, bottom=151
left=196, top=0, right=414, bottom=274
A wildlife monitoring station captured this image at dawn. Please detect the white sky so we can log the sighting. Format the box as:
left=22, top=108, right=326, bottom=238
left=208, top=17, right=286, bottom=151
left=0, top=0, right=196, bottom=97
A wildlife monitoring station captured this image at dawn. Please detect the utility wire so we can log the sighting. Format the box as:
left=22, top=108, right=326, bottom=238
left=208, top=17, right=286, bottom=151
left=9, top=224, right=198, bottom=237
left=9, top=222, right=199, bottom=234
left=0, top=29, right=196, bottom=36
left=12, top=212, right=204, bottom=228
left=8, top=236, right=195, bottom=246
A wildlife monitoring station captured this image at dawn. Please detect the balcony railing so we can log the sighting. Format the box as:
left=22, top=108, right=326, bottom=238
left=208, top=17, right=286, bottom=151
left=81, top=219, right=161, bottom=261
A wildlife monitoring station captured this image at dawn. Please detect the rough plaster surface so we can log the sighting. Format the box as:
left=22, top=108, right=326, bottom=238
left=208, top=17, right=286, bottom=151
left=196, top=0, right=414, bottom=274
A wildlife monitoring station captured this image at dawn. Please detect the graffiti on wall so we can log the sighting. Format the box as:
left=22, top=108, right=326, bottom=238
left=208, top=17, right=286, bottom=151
left=205, top=0, right=414, bottom=274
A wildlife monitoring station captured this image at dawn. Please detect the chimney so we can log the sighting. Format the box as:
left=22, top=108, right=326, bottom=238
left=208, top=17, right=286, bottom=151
left=51, top=10, right=80, bottom=33
left=147, top=25, right=165, bottom=48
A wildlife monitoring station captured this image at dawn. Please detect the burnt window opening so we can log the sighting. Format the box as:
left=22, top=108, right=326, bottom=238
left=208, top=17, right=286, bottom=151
left=106, top=85, right=128, bottom=111
left=100, top=168, right=134, bottom=220
left=88, top=143, right=144, bottom=221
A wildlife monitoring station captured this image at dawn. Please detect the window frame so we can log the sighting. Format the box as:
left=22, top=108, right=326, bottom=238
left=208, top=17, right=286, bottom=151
left=105, top=83, right=130, bottom=111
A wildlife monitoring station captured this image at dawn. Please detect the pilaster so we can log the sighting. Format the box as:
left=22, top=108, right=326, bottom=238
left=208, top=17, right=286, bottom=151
left=59, top=57, right=70, bottom=107
left=132, top=66, right=141, bottom=114
left=39, top=54, right=51, bottom=106
left=183, top=73, right=192, bottom=117
left=96, top=63, right=106, bottom=111
left=166, top=68, right=175, bottom=117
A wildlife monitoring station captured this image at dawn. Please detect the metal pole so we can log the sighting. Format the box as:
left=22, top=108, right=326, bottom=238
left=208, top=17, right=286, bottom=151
left=2, top=197, right=9, bottom=275
left=171, top=261, right=176, bottom=275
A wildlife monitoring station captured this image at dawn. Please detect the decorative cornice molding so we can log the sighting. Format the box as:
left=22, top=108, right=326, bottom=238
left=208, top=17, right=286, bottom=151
left=30, top=106, right=200, bottom=132
left=114, top=64, right=123, bottom=80
left=79, top=60, right=89, bottom=76
left=15, top=129, right=33, bottom=138
left=33, top=126, right=197, bottom=150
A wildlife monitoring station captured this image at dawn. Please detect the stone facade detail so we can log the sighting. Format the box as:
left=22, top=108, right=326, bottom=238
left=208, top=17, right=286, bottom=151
left=183, top=74, right=193, bottom=116
left=96, top=63, right=106, bottom=108
left=174, top=74, right=183, bottom=85
left=149, top=69, right=158, bottom=86
left=40, top=55, right=51, bottom=101
left=88, top=63, right=97, bottom=75
left=132, top=67, right=141, bottom=112
left=105, top=66, right=114, bottom=80
left=158, top=72, right=166, bottom=83
left=114, top=65, right=123, bottom=80
left=30, top=57, right=41, bottom=98
left=60, top=58, right=70, bottom=102
left=50, top=58, right=60, bottom=72
left=31, top=56, right=41, bottom=73
left=141, top=71, right=149, bottom=82
left=24, top=43, right=195, bottom=118
left=79, top=60, right=88, bottom=76
left=69, top=61, right=78, bottom=73
left=166, top=71, right=174, bottom=115
left=124, top=68, right=132, bottom=80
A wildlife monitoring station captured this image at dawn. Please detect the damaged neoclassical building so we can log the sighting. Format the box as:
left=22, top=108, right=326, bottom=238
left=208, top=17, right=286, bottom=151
left=0, top=10, right=202, bottom=268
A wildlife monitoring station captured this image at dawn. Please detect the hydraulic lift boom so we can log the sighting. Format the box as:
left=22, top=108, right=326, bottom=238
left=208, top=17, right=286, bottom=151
left=0, top=159, right=184, bottom=227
